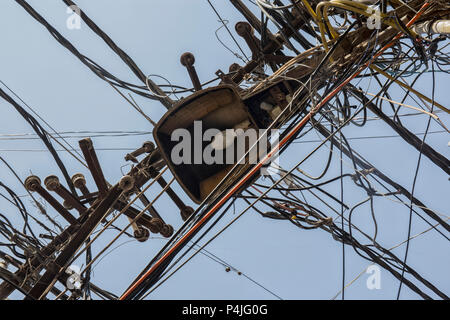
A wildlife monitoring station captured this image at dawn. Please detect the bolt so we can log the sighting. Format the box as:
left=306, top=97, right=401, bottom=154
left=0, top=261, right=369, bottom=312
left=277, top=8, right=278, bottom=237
left=24, top=176, right=41, bottom=192
left=44, top=175, right=60, bottom=191
left=160, top=224, right=174, bottom=238
left=180, top=52, right=195, bottom=67
left=180, top=206, right=194, bottom=221
left=229, top=63, right=241, bottom=73
left=125, top=141, right=155, bottom=162
left=71, top=173, right=86, bottom=189
left=71, top=173, right=90, bottom=196
left=63, top=199, right=74, bottom=210
left=149, top=218, right=163, bottom=234
left=119, top=175, right=135, bottom=192
left=235, top=21, right=253, bottom=37
left=134, top=227, right=150, bottom=243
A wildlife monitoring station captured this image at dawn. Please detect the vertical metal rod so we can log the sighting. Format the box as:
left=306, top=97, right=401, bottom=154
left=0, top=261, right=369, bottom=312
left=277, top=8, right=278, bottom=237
left=180, top=52, right=202, bottom=91
left=79, top=138, right=109, bottom=197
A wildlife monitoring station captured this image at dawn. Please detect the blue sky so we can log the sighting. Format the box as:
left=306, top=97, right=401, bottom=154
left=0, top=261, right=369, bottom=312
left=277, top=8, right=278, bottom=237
left=0, top=0, right=448, bottom=300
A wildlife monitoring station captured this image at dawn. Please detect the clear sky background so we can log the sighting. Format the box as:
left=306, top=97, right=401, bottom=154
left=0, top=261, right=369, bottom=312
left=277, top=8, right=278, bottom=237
left=0, top=0, right=448, bottom=300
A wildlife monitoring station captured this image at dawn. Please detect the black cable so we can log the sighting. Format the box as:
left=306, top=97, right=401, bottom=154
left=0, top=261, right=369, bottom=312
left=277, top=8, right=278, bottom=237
left=339, top=130, right=345, bottom=300
left=396, top=60, right=436, bottom=300
left=0, top=87, right=76, bottom=195
left=206, top=0, right=250, bottom=62
left=15, top=0, right=162, bottom=102
left=253, top=173, right=353, bottom=191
